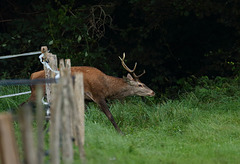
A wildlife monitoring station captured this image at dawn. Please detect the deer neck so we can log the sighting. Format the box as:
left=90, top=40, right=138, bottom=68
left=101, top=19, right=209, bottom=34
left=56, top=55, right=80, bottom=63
left=106, top=75, right=133, bottom=99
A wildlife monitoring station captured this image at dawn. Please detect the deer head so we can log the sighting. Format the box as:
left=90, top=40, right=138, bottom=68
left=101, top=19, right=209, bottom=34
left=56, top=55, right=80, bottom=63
left=119, top=53, right=155, bottom=97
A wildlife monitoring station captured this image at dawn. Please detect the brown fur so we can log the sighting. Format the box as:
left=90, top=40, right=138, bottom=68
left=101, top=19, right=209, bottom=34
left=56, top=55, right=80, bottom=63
left=27, top=66, right=155, bottom=134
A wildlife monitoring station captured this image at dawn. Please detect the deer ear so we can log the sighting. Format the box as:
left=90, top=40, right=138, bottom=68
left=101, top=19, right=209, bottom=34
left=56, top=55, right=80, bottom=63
left=127, top=73, right=134, bottom=81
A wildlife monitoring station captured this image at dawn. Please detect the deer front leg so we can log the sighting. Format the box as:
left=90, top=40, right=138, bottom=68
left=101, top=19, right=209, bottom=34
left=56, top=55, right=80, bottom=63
left=97, top=99, right=123, bottom=135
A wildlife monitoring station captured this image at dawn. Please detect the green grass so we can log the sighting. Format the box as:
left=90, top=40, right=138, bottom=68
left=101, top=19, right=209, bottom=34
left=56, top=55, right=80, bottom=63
left=0, top=85, right=30, bottom=111
left=84, top=98, right=240, bottom=164
left=1, top=77, right=240, bottom=163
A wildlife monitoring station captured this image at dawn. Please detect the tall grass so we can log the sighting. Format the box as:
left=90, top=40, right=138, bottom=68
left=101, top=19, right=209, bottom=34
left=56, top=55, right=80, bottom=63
left=1, top=76, right=240, bottom=163
left=0, top=85, right=30, bottom=111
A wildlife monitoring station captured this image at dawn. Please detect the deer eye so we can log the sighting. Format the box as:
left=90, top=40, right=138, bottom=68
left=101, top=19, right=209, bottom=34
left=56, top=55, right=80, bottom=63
left=138, top=84, right=143, bottom=87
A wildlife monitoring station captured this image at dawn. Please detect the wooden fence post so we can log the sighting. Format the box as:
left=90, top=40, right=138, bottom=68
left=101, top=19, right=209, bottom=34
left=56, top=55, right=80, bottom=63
left=36, top=86, right=45, bottom=164
left=59, top=59, right=73, bottom=163
left=0, top=113, right=20, bottom=164
left=41, top=46, right=58, bottom=104
left=50, top=59, right=75, bottom=164
left=49, top=57, right=85, bottom=163
left=74, top=73, right=86, bottom=161
left=65, top=59, right=75, bottom=139
left=50, top=82, right=62, bottom=164
left=19, top=105, right=37, bottom=164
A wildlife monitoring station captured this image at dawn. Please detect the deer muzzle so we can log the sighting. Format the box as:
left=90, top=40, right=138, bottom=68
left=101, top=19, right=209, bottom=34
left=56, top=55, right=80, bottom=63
left=149, top=90, right=155, bottom=97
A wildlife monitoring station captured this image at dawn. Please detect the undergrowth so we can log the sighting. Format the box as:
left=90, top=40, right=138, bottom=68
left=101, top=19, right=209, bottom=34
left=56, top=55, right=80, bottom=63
left=0, top=76, right=240, bottom=163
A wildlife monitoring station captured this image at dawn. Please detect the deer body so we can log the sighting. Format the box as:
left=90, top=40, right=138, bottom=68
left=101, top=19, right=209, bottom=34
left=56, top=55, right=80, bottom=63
left=28, top=54, right=155, bottom=134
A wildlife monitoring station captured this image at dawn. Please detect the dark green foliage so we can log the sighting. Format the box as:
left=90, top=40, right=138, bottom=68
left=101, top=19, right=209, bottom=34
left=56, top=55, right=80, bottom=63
left=1, top=0, right=240, bottom=96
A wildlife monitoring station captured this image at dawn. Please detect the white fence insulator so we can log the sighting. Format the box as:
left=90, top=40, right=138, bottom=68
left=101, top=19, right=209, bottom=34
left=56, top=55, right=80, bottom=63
left=39, top=53, right=60, bottom=79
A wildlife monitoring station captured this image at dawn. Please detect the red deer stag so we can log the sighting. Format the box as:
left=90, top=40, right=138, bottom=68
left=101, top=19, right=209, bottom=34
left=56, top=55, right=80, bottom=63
left=27, top=53, right=155, bottom=134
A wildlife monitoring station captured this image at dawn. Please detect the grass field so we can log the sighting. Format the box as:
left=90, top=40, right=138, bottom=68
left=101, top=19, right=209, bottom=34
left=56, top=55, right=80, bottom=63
left=0, top=77, right=240, bottom=164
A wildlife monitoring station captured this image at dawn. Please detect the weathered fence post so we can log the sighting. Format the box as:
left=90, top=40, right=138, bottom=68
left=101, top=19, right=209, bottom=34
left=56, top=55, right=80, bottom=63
left=59, top=59, right=73, bottom=163
left=50, top=59, right=76, bottom=164
left=45, top=55, right=85, bottom=163
left=50, top=82, right=62, bottom=164
left=65, top=59, right=75, bottom=141
left=74, top=73, right=86, bottom=161
left=41, top=46, right=58, bottom=104
left=42, top=46, right=59, bottom=164
left=0, top=113, right=20, bottom=164
left=19, top=105, right=37, bottom=164
left=36, top=86, right=45, bottom=164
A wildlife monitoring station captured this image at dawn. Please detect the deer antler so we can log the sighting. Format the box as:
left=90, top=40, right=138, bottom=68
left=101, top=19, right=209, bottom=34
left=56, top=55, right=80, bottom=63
left=119, top=52, right=137, bottom=73
left=119, top=52, right=146, bottom=79
left=133, top=70, right=146, bottom=79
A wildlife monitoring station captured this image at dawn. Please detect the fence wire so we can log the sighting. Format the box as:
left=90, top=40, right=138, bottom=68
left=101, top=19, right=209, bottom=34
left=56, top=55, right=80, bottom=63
left=0, top=51, right=41, bottom=60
